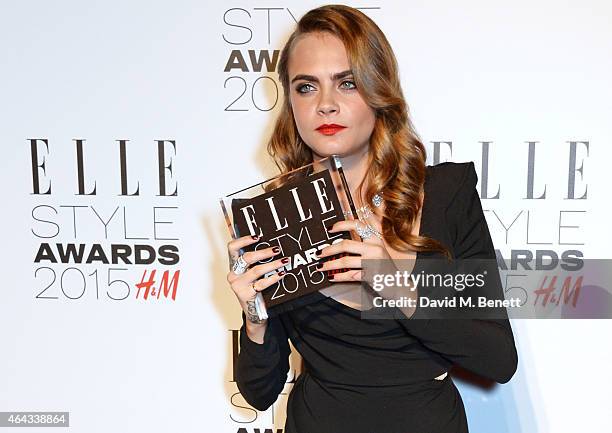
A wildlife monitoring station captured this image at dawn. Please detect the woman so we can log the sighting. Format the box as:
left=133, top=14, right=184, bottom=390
left=226, top=5, right=518, bottom=433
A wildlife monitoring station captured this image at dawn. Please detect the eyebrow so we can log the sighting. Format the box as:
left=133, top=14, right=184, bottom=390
left=290, top=69, right=353, bottom=84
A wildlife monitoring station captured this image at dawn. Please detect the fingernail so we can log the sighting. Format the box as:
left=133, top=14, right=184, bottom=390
left=251, top=235, right=259, bottom=240
left=316, top=250, right=322, bottom=256
left=281, top=257, right=289, bottom=264
left=316, top=263, right=324, bottom=269
left=272, top=247, right=280, bottom=254
left=329, top=274, right=335, bottom=280
left=326, top=225, right=334, bottom=232
left=277, top=270, right=286, bottom=276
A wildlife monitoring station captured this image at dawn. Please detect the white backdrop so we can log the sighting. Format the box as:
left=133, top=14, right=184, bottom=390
left=1, top=1, right=611, bottom=432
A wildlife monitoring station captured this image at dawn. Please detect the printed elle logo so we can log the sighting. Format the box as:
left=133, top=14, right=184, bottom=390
left=28, top=138, right=180, bottom=302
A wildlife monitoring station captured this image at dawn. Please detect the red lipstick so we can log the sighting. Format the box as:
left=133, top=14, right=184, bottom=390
left=316, top=123, right=346, bottom=136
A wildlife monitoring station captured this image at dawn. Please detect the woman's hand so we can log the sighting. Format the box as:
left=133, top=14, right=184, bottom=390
left=316, top=220, right=396, bottom=282
left=318, top=220, right=418, bottom=318
left=226, top=235, right=288, bottom=326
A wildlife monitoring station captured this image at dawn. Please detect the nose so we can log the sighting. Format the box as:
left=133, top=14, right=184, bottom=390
left=316, top=87, right=339, bottom=116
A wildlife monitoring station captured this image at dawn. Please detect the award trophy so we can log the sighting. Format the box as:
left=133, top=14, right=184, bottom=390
left=219, top=155, right=359, bottom=320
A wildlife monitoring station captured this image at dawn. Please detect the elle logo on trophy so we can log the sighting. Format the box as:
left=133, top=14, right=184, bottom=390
left=220, top=155, right=360, bottom=318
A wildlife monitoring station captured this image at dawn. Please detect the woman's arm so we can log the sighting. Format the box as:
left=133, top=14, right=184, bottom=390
left=236, top=312, right=292, bottom=410
left=397, top=162, right=518, bottom=384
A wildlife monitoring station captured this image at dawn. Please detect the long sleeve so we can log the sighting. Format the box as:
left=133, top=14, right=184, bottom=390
left=397, top=162, right=518, bottom=384
left=235, top=312, right=292, bottom=410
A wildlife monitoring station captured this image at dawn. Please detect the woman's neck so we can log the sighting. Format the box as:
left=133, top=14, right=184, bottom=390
left=313, top=148, right=371, bottom=207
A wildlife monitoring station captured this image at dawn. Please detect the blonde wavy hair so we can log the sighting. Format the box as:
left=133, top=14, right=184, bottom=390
left=268, top=4, right=451, bottom=258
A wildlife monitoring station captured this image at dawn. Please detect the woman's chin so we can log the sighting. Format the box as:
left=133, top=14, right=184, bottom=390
left=311, top=144, right=351, bottom=158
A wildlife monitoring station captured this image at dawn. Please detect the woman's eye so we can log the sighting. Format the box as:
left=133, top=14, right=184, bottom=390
left=340, top=80, right=356, bottom=90
left=295, top=81, right=355, bottom=93
left=296, top=83, right=315, bottom=93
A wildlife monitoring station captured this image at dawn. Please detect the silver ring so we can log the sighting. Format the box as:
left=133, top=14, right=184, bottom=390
left=355, top=221, right=374, bottom=240
left=232, top=254, right=248, bottom=274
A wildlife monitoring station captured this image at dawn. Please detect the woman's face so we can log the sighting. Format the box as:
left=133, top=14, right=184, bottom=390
left=287, top=32, right=376, bottom=160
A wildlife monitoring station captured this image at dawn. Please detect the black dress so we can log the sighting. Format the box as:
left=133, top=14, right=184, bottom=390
left=235, top=162, right=518, bottom=433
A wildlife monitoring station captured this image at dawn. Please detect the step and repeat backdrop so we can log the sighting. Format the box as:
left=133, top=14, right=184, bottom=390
left=1, top=1, right=611, bottom=432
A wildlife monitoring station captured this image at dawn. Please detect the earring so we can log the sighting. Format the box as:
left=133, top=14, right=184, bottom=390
left=372, top=193, right=383, bottom=208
